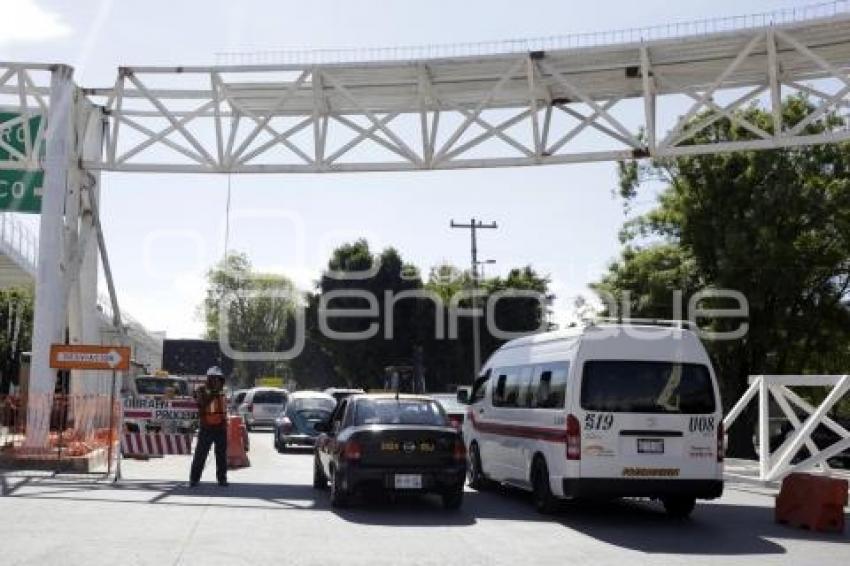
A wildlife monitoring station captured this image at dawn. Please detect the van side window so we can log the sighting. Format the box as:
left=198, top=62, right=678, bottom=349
left=470, top=370, right=490, bottom=404
left=533, top=362, right=569, bottom=409
left=493, top=372, right=508, bottom=406
left=516, top=366, right=534, bottom=408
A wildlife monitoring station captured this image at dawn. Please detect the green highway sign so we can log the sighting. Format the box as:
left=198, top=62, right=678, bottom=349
left=0, top=112, right=44, bottom=160
left=0, top=112, right=45, bottom=213
left=0, top=169, right=43, bottom=213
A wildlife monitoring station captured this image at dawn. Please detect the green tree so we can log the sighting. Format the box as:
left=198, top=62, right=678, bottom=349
left=314, top=240, right=424, bottom=389
left=0, top=286, right=33, bottom=395
left=596, top=97, right=850, bottom=456
left=201, top=252, right=298, bottom=387
left=425, top=263, right=553, bottom=387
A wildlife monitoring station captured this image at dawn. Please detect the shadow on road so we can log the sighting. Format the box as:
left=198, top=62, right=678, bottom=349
left=3, top=469, right=847, bottom=555
left=330, top=491, right=477, bottom=526
left=0, top=476, right=325, bottom=511
left=455, top=485, right=849, bottom=556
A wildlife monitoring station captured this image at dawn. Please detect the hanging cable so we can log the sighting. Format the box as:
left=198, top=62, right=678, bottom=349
left=223, top=173, right=232, bottom=263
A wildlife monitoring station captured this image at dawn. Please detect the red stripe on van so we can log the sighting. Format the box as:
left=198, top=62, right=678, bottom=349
left=468, top=411, right=568, bottom=443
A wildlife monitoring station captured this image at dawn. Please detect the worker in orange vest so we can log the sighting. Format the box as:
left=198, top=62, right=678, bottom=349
left=189, top=366, right=229, bottom=486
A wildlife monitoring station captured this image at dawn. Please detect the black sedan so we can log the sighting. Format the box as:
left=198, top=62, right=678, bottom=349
left=313, top=394, right=466, bottom=509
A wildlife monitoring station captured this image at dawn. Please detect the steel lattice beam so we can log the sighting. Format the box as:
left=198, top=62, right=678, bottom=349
left=4, top=14, right=850, bottom=173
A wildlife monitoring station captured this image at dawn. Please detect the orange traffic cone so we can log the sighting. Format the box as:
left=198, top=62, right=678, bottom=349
left=227, top=415, right=250, bottom=469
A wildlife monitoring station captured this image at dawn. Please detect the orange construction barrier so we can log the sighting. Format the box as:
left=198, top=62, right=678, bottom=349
left=775, top=473, right=848, bottom=533
left=226, top=415, right=250, bottom=469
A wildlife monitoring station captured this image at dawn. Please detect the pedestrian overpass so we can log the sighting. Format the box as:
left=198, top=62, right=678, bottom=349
left=1, top=2, right=850, bottom=454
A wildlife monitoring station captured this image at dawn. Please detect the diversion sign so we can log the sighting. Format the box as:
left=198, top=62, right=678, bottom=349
left=123, top=397, right=198, bottom=421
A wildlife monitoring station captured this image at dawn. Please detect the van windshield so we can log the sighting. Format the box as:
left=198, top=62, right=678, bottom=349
left=580, top=361, right=715, bottom=414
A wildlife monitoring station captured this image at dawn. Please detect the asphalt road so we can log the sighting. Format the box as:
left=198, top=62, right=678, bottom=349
left=2, top=431, right=848, bottom=566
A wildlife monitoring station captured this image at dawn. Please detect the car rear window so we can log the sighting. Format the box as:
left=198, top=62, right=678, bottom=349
left=581, top=361, right=716, bottom=414
left=253, top=390, right=286, bottom=404
left=354, top=399, right=447, bottom=426
left=291, top=397, right=336, bottom=412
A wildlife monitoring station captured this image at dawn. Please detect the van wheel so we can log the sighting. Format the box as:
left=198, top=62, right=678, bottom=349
left=662, top=496, right=696, bottom=518
left=467, top=442, right=491, bottom=491
left=312, top=454, right=328, bottom=490
left=531, top=458, right=558, bottom=514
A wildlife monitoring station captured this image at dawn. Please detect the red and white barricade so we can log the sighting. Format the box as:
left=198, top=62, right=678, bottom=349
left=121, top=432, right=193, bottom=456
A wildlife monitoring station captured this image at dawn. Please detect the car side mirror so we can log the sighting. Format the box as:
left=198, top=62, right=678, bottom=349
left=456, top=388, right=470, bottom=404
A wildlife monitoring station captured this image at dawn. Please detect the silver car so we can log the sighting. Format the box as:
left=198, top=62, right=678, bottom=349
left=238, top=387, right=288, bottom=430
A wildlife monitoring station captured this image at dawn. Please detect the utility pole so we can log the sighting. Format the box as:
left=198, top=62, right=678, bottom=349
left=450, top=218, right=498, bottom=377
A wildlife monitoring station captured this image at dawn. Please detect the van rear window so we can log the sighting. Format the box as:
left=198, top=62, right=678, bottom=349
left=580, top=361, right=716, bottom=414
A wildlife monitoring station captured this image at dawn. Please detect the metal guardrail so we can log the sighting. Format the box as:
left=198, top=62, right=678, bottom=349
left=0, top=213, right=38, bottom=274
left=216, top=0, right=850, bottom=65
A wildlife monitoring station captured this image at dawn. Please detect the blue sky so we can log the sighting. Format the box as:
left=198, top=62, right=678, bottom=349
left=0, top=0, right=822, bottom=337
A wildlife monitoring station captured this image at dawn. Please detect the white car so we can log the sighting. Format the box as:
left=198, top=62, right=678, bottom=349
left=461, top=322, right=724, bottom=517
left=238, top=387, right=288, bottom=430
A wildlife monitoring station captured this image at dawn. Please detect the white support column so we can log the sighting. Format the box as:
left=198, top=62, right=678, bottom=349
left=68, top=106, right=104, bottom=396
left=25, top=64, right=75, bottom=448
left=80, top=109, right=104, bottom=393
left=758, top=375, right=770, bottom=481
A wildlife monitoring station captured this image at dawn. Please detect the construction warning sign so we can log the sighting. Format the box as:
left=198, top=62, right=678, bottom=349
left=50, top=344, right=131, bottom=371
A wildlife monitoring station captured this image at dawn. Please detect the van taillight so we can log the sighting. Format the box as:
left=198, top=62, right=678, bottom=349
left=246, top=403, right=253, bottom=413
left=342, top=440, right=362, bottom=461
left=566, top=414, right=581, bottom=460
left=717, top=421, right=725, bottom=463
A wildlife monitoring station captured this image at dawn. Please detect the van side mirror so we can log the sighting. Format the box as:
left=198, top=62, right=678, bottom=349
left=456, top=388, right=470, bottom=404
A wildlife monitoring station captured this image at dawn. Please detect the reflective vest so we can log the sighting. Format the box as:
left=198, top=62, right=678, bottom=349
left=198, top=389, right=226, bottom=428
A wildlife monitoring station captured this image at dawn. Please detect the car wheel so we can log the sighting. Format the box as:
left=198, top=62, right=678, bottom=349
left=330, top=468, right=350, bottom=508
left=467, top=442, right=491, bottom=491
left=313, top=454, right=328, bottom=490
left=661, top=496, right=696, bottom=518
left=531, top=457, right=558, bottom=514
left=441, top=486, right=464, bottom=510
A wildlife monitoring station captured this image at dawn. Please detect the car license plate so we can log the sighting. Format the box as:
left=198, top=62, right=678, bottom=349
left=637, top=438, right=665, bottom=454
left=394, top=474, right=422, bottom=489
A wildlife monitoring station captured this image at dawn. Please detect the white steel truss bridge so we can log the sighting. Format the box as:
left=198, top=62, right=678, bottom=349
left=4, top=4, right=850, bottom=175
left=2, top=3, right=850, bottom=453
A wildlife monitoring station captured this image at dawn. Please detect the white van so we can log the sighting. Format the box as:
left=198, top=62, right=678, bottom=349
left=461, top=322, right=724, bottom=517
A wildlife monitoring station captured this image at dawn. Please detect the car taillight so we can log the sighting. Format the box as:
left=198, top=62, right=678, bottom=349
left=281, top=417, right=292, bottom=433
left=566, top=414, right=581, bottom=460
left=448, top=415, right=463, bottom=430
left=453, top=439, right=466, bottom=462
left=342, top=440, right=362, bottom=461
left=717, top=421, right=725, bottom=463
